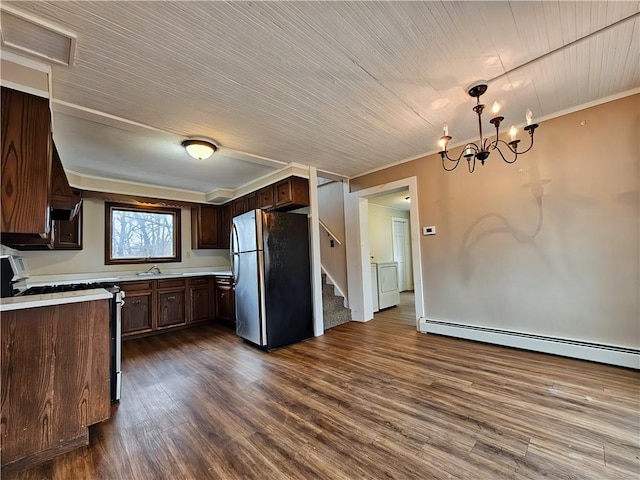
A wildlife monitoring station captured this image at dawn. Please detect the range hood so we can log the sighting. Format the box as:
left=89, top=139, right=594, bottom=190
left=50, top=142, right=82, bottom=221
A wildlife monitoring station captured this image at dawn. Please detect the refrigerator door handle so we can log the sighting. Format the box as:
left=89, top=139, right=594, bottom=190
left=231, top=223, right=238, bottom=254
left=232, top=252, right=240, bottom=283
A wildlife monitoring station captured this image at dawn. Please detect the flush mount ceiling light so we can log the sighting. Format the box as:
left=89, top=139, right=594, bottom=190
left=181, top=139, right=217, bottom=160
left=438, top=81, right=539, bottom=173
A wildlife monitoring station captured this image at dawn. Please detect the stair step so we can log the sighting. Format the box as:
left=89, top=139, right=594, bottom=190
left=321, top=271, right=351, bottom=330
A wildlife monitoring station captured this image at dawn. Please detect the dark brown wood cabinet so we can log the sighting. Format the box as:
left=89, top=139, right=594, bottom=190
left=1, top=87, right=52, bottom=237
left=258, top=185, right=276, bottom=210
left=158, top=290, right=186, bottom=328
left=1, top=299, right=111, bottom=473
left=275, top=176, right=310, bottom=210
left=121, top=275, right=216, bottom=339
left=232, top=197, right=247, bottom=218
left=246, top=192, right=258, bottom=211
left=214, top=276, right=235, bottom=327
left=219, top=203, right=231, bottom=249
left=52, top=204, right=82, bottom=249
left=120, top=280, right=154, bottom=336
left=1, top=87, right=81, bottom=249
left=191, top=204, right=220, bottom=249
left=189, top=276, right=213, bottom=323
left=157, top=278, right=187, bottom=329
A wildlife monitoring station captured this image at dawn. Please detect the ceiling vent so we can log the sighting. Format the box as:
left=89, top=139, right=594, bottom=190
left=0, top=7, right=76, bottom=67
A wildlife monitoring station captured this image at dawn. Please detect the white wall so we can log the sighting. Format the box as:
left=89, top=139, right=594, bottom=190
left=14, top=197, right=230, bottom=278
left=317, top=181, right=348, bottom=296
left=368, top=203, right=410, bottom=264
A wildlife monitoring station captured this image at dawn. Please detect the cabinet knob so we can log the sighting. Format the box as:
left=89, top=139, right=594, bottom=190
left=167, top=295, right=176, bottom=301
left=132, top=300, right=141, bottom=305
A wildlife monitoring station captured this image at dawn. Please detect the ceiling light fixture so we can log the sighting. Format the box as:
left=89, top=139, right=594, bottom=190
left=438, top=81, right=538, bottom=173
left=181, top=139, right=217, bottom=160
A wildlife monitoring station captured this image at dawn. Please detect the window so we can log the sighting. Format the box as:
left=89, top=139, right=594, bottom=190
left=105, top=202, right=181, bottom=264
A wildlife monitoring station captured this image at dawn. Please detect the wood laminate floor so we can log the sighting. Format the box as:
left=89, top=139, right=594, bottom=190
left=5, top=293, right=639, bottom=479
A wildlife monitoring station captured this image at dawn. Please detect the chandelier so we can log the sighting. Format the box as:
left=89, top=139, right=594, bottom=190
left=438, top=81, right=539, bottom=173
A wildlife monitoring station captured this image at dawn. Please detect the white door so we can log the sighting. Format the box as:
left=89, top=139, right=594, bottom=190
left=392, top=217, right=413, bottom=292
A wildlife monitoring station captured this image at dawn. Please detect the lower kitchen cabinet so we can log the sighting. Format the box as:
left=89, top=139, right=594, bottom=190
left=120, top=275, right=216, bottom=339
left=189, top=276, right=212, bottom=323
left=1, top=299, right=111, bottom=473
left=158, top=290, right=186, bottom=328
left=157, top=278, right=187, bottom=329
left=120, top=280, right=153, bottom=336
left=214, top=276, right=235, bottom=328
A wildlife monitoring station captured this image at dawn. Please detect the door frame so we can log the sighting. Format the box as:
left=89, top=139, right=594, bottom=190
left=391, top=216, right=413, bottom=292
left=345, top=176, right=424, bottom=329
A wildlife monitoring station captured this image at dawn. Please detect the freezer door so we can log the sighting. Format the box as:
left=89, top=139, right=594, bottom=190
left=262, top=211, right=313, bottom=349
left=234, top=250, right=266, bottom=346
left=231, top=209, right=263, bottom=254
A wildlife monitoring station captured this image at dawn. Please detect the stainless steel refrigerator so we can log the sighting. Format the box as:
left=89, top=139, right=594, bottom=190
left=231, top=209, right=313, bottom=350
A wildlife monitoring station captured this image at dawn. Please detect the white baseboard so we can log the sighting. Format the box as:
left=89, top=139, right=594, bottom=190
left=420, top=319, right=639, bottom=370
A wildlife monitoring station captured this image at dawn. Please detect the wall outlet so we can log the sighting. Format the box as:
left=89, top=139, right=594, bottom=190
left=423, top=226, right=436, bottom=236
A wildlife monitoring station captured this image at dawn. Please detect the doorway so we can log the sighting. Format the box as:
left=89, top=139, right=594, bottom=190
left=344, top=176, right=424, bottom=330
left=392, top=217, right=413, bottom=292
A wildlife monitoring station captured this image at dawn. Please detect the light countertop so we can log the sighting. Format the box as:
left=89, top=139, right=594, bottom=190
left=1, top=289, right=114, bottom=312
left=26, top=270, right=233, bottom=287
left=2, top=271, right=234, bottom=311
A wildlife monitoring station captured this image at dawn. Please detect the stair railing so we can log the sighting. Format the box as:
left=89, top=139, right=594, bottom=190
left=319, top=219, right=342, bottom=245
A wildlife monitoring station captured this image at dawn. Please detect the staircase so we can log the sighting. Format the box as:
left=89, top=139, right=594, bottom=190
left=322, top=273, right=351, bottom=330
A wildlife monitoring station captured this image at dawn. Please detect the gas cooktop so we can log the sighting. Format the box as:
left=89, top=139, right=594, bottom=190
left=17, top=282, right=119, bottom=296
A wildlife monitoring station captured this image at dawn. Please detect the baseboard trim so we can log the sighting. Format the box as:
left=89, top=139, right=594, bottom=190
left=420, top=319, right=639, bottom=369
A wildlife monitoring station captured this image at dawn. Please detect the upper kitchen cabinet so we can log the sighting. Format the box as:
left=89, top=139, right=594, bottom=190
left=246, top=192, right=258, bottom=211
left=1, top=86, right=51, bottom=236
left=1, top=87, right=81, bottom=247
left=219, top=203, right=231, bottom=249
left=191, top=204, right=220, bottom=249
left=275, top=176, right=309, bottom=211
left=232, top=197, right=248, bottom=218
left=52, top=203, right=83, bottom=250
left=258, top=185, right=276, bottom=210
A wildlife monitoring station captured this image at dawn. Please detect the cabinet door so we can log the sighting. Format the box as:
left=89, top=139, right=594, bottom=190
left=191, top=204, right=219, bottom=249
left=219, top=204, right=231, bottom=249
left=274, top=177, right=310, bottom=210
left=158, top=290, right=186, bottom=328
left=190, top=286, right=211, bottom=323
left=232, top=197, right=247, bottom=218
left=122, top=291, right=153, bottom=335
left=1, top=87, right=51, bottom=236
left=215, top=277, right=235, bottom=326
left=246, top=192, right=258, bottom=211
left=53, top=204, right=82, bottom=249
left=189, top=276, right=212, bottom=323
left=258, top=186, right=275, bottom=210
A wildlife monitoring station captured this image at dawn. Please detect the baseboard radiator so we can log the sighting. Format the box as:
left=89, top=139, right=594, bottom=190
left=421, top=319, right=639, bottom=370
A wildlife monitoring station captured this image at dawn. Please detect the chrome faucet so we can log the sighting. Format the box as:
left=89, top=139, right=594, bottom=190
left=145, top=264, right=162, bottom=275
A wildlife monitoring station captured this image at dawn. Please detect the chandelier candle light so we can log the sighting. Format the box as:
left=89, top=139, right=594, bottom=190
left=438, top=81, right=539, bottom=173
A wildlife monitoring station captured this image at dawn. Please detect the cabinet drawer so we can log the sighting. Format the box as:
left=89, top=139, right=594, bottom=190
left=215, top=276, right=233, bottom=286
left=120, top=280, right=153, bottom=291
left=189, top=276, right=210, bottom=286
left=157, top=278, right=186, bottom=290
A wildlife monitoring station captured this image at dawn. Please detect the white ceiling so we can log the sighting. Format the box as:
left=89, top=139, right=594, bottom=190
left=2, top=1, right=639, bottom=197
left=369, top=189, right=411, bottom=212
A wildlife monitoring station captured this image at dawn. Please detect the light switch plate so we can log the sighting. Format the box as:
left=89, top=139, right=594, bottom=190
left=423, top=226, right=436, bottom=235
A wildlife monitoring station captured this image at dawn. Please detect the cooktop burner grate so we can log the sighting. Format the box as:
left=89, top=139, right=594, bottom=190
left=18, top=282, right=119, bottom=296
